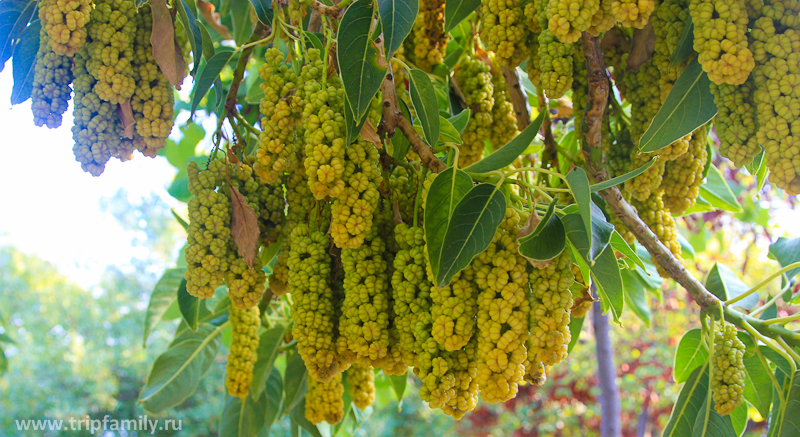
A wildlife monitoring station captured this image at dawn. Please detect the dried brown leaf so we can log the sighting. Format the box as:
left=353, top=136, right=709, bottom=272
left=230, top=185, right=260, bottom=268
left=116, top=99, right=135, bottom=139
left=360, top=120, right=382, bottom=148
left=392, top=200, right=403, bottom=225
left=626, top=22, right=655, bottom=72
left=150, top=0, right=186, bottom=88
left=197, top=0, right=233, bottom=40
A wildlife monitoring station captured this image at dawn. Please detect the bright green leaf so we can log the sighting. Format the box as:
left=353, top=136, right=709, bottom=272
left=425, top=168, right=473, bottom=282
left=691, top=396, right=736, bottom=437
left=391, top=99, right=413, bottom=161
left=377, top=0, right=417, bottom=58
left=436, top=183, right=506, bottom=287
left=699, top=164, right=742, bottom=212
left=662, top=364, right=710, bottom=437
left=778, top=371, right=800, bottom=437
left=609, top=231, right=646, bottom=272
left=567, top=313, right=585, bottom=353
left=670, top=17, right=695, bottom=66
left=139, top=323, right=224, bottom=413
left=673, top=329, right=709, bottom=383
left=283, top=351, right=308, bottom=415
left=704, top=263, right=758, bottom=309
left=191, top=51, right=237, bottom=115
left=219, top=390, right=269, bottom=437
left=143, top=268, right=187, bottom=346
left=247, top=0, right=273, bottom=26
left=260, top=369, right=283, bottom=436
left=743, top=353, right=773, bottom=419
left=176, top=0, right=203, bottom=76
left=448, top=109, right=470, bottom=134
left=444, top=0, right=481, bottom=33
left=590, top=157, right=657, bottom=192
left=338, top=0, right=387, bottom=121
left=769, top=237, right=800, bottom=283
left=565, top=168, right=592, bottom=252
left=231, top=0, right=255, bottom=45
left=250, top=325, right=286, bottom=400
left=290, top=400, right=323, bottom=437
left=621, top=268, right=651, bottom=327
left=408, top=69, right=440, bottom=147
left=590, top=244, right=624, bottom=322
left=178, top=278, right=209, bottom=331
left=465, top=111, right=545, bottom=174
left=517, top=205, right=566, bottom=262
left=387, top=371, right=408, bottom=405
left=639, top=58, right=716, bottom=154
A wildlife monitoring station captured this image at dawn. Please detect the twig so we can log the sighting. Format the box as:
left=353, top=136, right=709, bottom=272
left=538, top=90, right=559, bottom=173
left=311, top=0, right=351, bottom=18
left=501, top=66, right=530, bottom=130
left=224, top=23, right=269, bottom=117
left=378, top=63, right=446, bottom=173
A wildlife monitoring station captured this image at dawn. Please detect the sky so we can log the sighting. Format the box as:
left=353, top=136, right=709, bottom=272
left=0, top=72, right=182, bottom=288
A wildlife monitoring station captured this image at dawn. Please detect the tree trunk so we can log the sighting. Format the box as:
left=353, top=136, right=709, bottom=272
left=594, top=299, right=622, bottom=437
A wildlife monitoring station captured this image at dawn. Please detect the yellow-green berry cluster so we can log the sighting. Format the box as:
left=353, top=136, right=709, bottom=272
left=711, top=321, right=745, bottom=416
left=70, top=46, right=125, bottom=175
left=31, top=27, right=73, bottom=129
left=391, top=224, right=431, bottom=365
left=474, top=209, right=530, bottom=403
left=489, top=61, right=520, bottom=146
left=330, top=139, right=382, bottom=249
left=546, top=0, right=600, bottom=43
left=130, top=5, right=175, bottom=157
left=412, top=0, right=449, bottom=72
left=663, top=127, right=709, bottom=215
left=632, top=192, right=682, bottom=277
left=481, top=0, right=530, bottom=67
left=689, top=0, right=755, bottom=85
left=611, top=0, right=655, bottom=28
left=185, top=160, right=229, bottom=299
left=301, top=59, right=347, bottom=200
left=750, top=11, right=800, bottom=194
left=288, top=224, right=343, bottom=381
left=38, top=0, right=91, bottom=57
left=538, top=29, right=575, bottom=99
left=588, top=0, right=616, bottom=36
left=340, top=224, right=392, bottom=365
left=526, top=251, right=574, bottom=384
left=256, top=48, right=302, bottom=184
left=711, top=80, right=761, bottom=167
left=305, top=373, right=345, bottom=425
left=456, top=56, right=496, bottom=166
left=85, top=0, right=137, bottom=105
left=431, top=261, right=478, bottom=352
left=346, top=363, right=376, bottom=410
left=225, top=306, right=260, bottom=398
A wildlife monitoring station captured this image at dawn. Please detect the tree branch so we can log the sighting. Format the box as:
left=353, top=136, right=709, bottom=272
left=224, top=23, right=269, bottom=116
left=379, top=63, right=446, bottom=173
left=311, top=0, right=350, bottom=18
left=501, top=66, right=530, bottom=130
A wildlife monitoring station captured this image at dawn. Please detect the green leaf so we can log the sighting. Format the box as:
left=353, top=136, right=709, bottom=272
left=567, top=313, right=585, bottom=353
left=692, top=396, right=736, bottom=437
left=436, top=116, right=463, bottom=144
left=219, top=391, right=269, bottom=437
left=200, top=21, right=216, bottom=60
left=517, top=207, right=566, bottom=262
left=662, top=364, right=710, bottom=437
left=283, top=351, right=309, bottom=415
left=247, top=0, right=273, bottom=26
left=744, top=148, right=768, bottom=192
left=10, top=19, right=38, bottom=105
left=743, top=352, right=773, bottom=419
left=621, top=268, right=651, bottom=326
left=565, top=168, right=593, bottom=251
left=176, top=0, right=203, bottom=76
left=590, top=244, right=624, bottom=322
left=425, top=168, right=474, bottom=282
left=436, top=183, right=507, bottom=287
left=177, top=279, right=209, bottom=331
left=590, top=157, right=657, bottom=192
left=338, top=0, right=387, bottom=121
left=677, top=232, right=696, bottom=261
left=0, top=0, right=36, bottom=71
left=344, top=96, right=371, bottom=146
left=465, top=111, right=545, bottom=174
left=250, top=325, right=287, bottom=400
left=562, top=203, right=615, bottom=263
left=673, top=329, right=709, bottom=383
left=260, top=369, right=283, bottom=436
left=139, top=323, right=224, bottom=413
left=730, top=402, right=748, bottom=437
left=191, top=51, right=237, bottom=115
left=704, top=263, right=758, bottom=309
left=639, top=58, right=716, bottom=154
left=387, top=371, right=408, bottom=405
left=699, top=164, right=742, bottom=212
left=444, top=0, right=481, bottom=33
left=377, top=0, right=417, bottom=58
left=609, top=231, right=646, bottom=272
left=769, top=237, right=800, bottom=284
left=143, top=268, right=187, bottom=346
left=448, top=109, right=470, bottom=134
left=167, top=123, right=206, bottom=176
left=0, top=346, right=7, bottom=374
left=778, top=371, right=800, bottom=437
left=762, top=346, right=793, bottom=377
left=391, top=99, right=413, bottom=161
left=0, top=333, right=14, bottom=344
left=670, top=17, right=695, bottom=66
left=290, top=400, right=323, bottom=437
left=408, top=69, right=440, bottom=147
left=231, top=0, right=255, bottom=45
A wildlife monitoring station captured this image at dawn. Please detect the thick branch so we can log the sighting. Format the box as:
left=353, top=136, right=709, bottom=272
left=311, top=0, right=348, bottom=18
left=580, top=32, right=721, bottom=310
left=501, top=66, right=530, bottom=130
left=538, top=90, right=558, bottom=172
left=379, top=64, right=446, bottom=173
